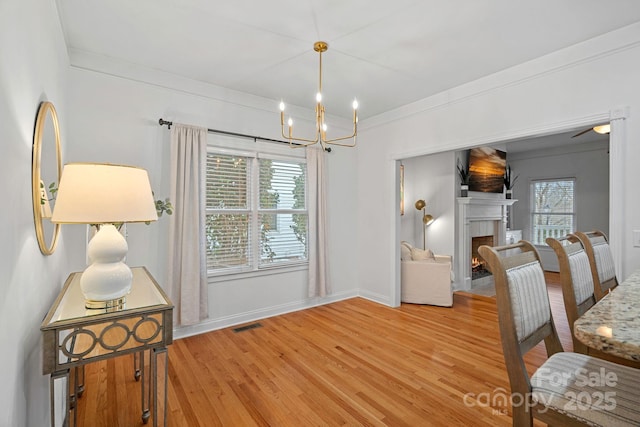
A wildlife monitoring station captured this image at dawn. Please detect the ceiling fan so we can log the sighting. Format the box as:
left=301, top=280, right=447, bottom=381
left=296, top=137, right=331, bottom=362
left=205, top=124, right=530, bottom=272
left=571, top=124, right=611, bottom=138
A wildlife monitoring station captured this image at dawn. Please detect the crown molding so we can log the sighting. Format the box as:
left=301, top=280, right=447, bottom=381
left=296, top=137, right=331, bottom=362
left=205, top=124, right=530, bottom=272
left=365, top=22, right=640, bottom=131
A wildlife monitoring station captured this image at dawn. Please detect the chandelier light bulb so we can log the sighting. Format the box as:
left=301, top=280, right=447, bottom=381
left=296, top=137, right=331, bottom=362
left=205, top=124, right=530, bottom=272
left=316, top=92, right=322, bottom=103
left=287, top=117, right=293, bottom=127
left=352, top=99, right=359, bottom=110
left=322, top=123, right=328, bottom=132
left=279, top=101, right=285, bottom=111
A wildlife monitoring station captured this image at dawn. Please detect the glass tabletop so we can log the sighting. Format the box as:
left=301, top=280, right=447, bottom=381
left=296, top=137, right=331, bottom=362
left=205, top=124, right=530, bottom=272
left=43, top=267, right=171, bottom=327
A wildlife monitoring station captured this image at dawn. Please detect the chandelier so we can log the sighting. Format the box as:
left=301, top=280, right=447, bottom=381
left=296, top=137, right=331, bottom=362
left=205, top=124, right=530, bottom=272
left=279, top=41, right=358, bottom=151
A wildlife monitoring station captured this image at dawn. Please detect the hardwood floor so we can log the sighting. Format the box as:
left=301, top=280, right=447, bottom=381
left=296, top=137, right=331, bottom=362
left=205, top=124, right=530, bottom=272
left=77, top=273, right=571, bottom=426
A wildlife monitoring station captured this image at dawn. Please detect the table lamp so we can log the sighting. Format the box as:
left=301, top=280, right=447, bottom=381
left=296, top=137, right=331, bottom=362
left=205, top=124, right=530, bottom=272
left=51, top=163, right=157, bottom=308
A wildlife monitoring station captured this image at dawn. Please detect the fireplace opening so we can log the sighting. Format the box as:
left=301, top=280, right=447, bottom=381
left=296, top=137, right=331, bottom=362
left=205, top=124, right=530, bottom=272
left=471, top=235, right=493, bottom=281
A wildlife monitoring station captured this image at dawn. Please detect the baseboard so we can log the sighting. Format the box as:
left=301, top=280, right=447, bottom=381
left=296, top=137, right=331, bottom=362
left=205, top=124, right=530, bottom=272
left=357, top=289, right=392, bottom=306
left=173, top=289, right=359, bottom=340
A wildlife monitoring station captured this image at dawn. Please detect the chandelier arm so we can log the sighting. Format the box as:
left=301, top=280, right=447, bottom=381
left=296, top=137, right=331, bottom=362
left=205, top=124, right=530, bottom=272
left=280, top=110, right=320, bottom=144
left=281, top=134, right=321, bottom=145
left=322, top=130, right=356, bottom=143
left=286, top=137, right=331, bottom=152
left=280, top=126, right=320, bottom=145
left=323, top=135, right=357, bottom=147
left=322, top=122, right=358, bottom=145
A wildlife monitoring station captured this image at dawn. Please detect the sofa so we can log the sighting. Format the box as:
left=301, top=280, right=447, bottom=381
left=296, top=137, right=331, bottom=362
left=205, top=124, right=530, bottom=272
left=400, top=241, right=453, bottom=307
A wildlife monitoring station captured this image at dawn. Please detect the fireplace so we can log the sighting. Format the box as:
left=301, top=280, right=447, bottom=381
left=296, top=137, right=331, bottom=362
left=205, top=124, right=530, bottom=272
left=471, top=235, right=493, bottom=281
left=456, top=197, right=517, bottom=290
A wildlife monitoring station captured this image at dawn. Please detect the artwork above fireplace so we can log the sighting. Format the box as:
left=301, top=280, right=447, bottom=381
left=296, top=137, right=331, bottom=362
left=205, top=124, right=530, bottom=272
left=468, top=147, right=506, bottom=193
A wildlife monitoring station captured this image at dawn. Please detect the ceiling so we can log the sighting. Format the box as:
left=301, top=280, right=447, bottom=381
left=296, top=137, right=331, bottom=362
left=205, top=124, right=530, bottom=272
left=56, top=0, right=640, bottom=122
left=505, top=127, right=609, bottom=154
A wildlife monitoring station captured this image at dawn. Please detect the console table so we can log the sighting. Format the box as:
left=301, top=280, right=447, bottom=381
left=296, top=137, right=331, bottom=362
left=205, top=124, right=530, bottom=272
left=41, top=267, right=173, bottom=427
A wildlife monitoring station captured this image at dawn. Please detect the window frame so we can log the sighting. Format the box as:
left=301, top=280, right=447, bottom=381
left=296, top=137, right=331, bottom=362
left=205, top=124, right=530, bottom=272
left=529, top=177, right=576, bottom=246
left=205, top=145, right=309, bottom=278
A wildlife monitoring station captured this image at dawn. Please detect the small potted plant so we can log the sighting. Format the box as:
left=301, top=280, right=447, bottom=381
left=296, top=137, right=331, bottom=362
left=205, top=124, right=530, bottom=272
left=457, top=159, right=471, bottom=197
left=503, top=165, right=519, bottom=199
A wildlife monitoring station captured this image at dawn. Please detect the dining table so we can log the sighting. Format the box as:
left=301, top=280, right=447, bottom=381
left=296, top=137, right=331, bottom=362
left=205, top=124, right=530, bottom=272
left=573, top=268, right=640, bottom=362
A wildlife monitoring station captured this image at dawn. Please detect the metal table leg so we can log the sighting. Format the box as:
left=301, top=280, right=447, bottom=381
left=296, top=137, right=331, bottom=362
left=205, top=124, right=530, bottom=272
left=152, top=347, right=169, bottom=427
left=140, top=350, right=151, bottom=424
left=134, top=351, right=142, bottom=381
left=50, top=370, right=75, bottom=427
left=76, top=365, right=85, bottom=398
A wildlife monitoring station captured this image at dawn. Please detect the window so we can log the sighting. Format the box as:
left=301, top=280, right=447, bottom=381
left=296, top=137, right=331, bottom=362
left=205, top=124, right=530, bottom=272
left=530, top=179, right=575, bottom=245
left=205, top=149, right=308, bottom=275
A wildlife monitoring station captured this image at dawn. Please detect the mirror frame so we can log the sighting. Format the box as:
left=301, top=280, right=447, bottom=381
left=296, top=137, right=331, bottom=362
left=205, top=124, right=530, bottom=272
left=32, top=101, right=62, bottom=255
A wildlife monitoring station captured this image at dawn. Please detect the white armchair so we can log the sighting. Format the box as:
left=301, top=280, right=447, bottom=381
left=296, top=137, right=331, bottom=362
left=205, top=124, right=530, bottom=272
left=400, top=242, right=453, bottom=307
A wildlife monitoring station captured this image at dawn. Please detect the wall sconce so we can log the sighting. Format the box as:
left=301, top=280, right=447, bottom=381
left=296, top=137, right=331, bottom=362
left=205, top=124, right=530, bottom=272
left=415, top=199, right=435, bottom=249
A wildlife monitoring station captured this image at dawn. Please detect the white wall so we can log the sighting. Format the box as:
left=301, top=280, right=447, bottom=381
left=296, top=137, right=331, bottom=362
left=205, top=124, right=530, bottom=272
left=0, top=0, right=69, bottom=425
left=508, top=141, right=610, bottom=271
left=64, top=64, right=359, bottom=337
left=358, top=23, right=640, bottom=306
left=400, top=151, right=455, bottom=256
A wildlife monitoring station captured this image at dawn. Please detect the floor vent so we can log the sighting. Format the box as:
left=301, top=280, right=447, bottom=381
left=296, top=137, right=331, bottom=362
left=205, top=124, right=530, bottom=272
left=233, top=322, right=263, bottom=333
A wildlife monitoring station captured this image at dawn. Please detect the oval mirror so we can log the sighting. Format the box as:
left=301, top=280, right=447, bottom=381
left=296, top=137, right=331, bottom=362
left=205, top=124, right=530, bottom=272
left=32, top=101, right=62, bottom=255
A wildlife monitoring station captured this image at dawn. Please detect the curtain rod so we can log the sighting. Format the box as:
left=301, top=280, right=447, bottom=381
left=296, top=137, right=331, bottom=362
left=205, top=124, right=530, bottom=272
left=158, top=118, right=331, bottom=152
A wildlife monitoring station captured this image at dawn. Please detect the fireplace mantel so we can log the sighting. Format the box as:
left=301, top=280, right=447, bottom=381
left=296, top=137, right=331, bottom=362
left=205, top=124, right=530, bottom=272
left=455, top=196, right=517, bottom=290
left=457, top=197, right=518, bottom=207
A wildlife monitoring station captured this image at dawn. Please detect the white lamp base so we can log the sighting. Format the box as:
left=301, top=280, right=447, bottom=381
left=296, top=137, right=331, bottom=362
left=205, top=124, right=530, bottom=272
left=80, top=224, right=132, bottom=307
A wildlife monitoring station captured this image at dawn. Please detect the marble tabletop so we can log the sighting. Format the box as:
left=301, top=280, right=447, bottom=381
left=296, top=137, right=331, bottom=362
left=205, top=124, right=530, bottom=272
left=574, top=269, right=640, bottom=361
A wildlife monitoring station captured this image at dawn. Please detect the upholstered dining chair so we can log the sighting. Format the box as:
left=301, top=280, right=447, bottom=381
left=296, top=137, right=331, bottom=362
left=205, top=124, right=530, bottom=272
left=546, top=235, right=640, bottom=368
left=574, top=230, right=618, bottom=301
left=545, top=235, right=596, bottom=353
left=479, top=241, right=640, bottom=427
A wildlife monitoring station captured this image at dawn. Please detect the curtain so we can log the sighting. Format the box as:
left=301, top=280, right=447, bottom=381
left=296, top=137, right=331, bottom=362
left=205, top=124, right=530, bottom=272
left=167, top=124, right=208, bottom=325
left=306, top=147, right=330, bottom=297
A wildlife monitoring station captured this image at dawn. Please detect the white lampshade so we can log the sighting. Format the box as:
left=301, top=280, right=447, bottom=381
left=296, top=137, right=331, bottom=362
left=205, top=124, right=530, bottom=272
left=51, top=163, right=157, bottom=308
left=51, top=163, right=158, bottom=224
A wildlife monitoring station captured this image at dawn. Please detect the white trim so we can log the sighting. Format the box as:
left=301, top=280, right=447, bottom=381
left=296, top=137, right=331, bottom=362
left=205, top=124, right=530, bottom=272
left=609, top=113, right=626, bottom=280
left=390, top=160, right=402, bottom=307
left=173, top=290, right=358, bottom=339
left=206, top=144, right=256, bottom=159
left=207, top=133, right=307, bottom=159
left=390, top=112, right=611, bottom=161
left=358, top=289, right=393, bottom=306
left=257, top=152, right=307, bottom=163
